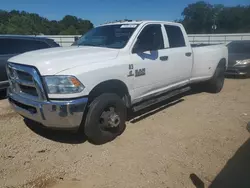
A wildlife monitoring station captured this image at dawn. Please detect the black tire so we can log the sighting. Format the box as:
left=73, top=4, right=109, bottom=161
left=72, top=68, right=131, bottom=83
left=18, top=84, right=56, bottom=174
left=206, top=64, right=225, bottom=93
left=84, top=93, right=127, bottom=145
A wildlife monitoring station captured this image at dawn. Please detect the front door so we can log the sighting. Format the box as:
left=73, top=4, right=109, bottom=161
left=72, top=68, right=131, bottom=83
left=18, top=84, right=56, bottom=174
left=129, top=24, right=168, bottom=102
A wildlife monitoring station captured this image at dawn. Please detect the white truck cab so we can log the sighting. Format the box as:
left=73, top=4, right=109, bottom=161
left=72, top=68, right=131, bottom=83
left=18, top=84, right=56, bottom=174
left=7, top=21, right=228, bottom=144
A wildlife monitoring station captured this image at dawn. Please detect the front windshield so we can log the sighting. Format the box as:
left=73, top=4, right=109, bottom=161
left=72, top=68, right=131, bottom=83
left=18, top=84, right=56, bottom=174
left=74, top=24, right=138, bottom=49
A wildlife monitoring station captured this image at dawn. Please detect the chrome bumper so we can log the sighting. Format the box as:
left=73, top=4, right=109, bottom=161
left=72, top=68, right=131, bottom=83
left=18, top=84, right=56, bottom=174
left=8, top=89, right=88, bottom=129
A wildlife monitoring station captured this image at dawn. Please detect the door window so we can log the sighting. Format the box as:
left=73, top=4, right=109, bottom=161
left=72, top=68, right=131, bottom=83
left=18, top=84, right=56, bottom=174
left=133, top=24, right=164, bottom=53
left=164, top=25, right=186, bottom=48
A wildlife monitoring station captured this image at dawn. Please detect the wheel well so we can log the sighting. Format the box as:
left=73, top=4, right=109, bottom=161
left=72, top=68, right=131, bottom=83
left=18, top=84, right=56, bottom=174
left=218, top=58, right=226, bottom=69
left=88, top=80, right=131, bottom=107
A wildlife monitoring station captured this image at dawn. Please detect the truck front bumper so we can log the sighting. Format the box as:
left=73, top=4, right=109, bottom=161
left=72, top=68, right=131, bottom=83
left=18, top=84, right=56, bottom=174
left=8, top=89, right=88, bottom=130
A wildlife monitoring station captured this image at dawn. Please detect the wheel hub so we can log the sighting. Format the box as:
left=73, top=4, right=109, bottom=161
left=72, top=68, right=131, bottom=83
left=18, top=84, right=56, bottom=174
left=108, top=113, right=120, bottom=128
left=100, top=107, right=120, bottom=129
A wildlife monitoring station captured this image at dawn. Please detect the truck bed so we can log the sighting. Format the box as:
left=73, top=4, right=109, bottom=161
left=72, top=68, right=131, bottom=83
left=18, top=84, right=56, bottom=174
left=191, top=43, right=228, bottom=80
left=191, top=43, right=222, bottom=48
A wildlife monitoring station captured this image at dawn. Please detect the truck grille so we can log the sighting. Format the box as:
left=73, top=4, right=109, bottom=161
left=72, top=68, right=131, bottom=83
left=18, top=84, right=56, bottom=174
left=6, top=63, right=46, bottom=101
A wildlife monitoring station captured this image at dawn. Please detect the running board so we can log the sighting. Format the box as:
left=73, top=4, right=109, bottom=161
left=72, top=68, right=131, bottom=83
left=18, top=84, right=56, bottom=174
left=132, top=86, right=190, bottom=112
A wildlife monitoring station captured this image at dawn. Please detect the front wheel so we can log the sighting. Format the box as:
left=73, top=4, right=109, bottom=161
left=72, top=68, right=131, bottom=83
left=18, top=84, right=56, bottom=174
left=84, top=93, right=127, bottom=145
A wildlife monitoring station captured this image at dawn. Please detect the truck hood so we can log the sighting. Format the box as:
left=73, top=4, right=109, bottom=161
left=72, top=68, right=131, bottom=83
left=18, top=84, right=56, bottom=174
left=8, top=46, right=119, bottom=75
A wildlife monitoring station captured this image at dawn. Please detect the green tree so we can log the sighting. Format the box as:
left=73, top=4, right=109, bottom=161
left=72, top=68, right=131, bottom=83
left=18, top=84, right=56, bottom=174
left=60, top=15, right=78, bottom=29
left=180, top=1, right=250, bottom=34
left=76, top=19, right=93, bottom=34
left=59, top=25, right=79, bottom=35
left=216, top=6, right=250, bottom=33
left=48, top=20, right=61, bottom=35
left=182, top=1, right=214, bottom=34
left=0, top=10, right=94, bottom=35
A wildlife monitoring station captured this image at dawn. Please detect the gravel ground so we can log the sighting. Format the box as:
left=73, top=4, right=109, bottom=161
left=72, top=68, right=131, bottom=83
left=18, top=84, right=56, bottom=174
left=0, top=79, right=249, bottom=188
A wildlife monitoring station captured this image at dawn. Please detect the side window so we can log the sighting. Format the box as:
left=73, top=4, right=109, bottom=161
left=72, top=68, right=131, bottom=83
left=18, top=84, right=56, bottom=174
left=47, top=40, right=60, bottom=47
left=133, top=24, right=164, bottom=53
left=0, top=39, right=20, bottom=55
left=20, top=40, right=50, bottom=52
left=0, top=39, right=6, bottom=55
left=0, top=38, right=50, bottom=55
left=164, top=25, right=186, bottom=48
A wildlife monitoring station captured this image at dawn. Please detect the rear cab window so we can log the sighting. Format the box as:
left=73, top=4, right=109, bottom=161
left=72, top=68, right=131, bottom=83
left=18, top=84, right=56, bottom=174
left=164, top=25, right=186, bottom=48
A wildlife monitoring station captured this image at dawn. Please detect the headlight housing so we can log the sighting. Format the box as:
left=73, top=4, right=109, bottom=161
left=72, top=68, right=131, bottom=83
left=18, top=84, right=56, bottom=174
left=43, top=76, right=84, bottom=94
left=235, top=59, right=250, bottom=66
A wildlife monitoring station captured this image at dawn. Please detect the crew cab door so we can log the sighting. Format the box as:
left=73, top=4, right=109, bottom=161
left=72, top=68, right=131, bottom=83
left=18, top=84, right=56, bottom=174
left=162, top=24, right=193, bottom=85
left=129, top=24, right=169, bottom=102
left=129, top=23, right=193, bottom=103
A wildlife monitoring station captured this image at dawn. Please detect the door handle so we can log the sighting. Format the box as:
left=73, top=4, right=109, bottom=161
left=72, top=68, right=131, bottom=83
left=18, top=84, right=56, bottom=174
left=160, top=56, right=168, bottom=61
left=185, top=52, right=192, bottom=57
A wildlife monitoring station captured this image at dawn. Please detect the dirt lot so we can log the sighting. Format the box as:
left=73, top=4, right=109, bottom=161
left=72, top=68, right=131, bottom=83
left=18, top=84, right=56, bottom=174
left=0, top=79, right=250, bottom=188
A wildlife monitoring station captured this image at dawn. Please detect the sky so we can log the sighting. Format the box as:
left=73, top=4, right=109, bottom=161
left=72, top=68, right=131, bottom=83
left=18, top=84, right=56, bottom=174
left=1, top=0, right=249, bottom=26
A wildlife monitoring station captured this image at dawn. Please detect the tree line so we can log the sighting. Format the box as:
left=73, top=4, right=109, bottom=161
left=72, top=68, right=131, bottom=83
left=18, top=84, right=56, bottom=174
left=0, top=1, right=249, bottom=35
left=0, top=10, right=93, bottom=35
left=179, top=1, right=250, bottom=34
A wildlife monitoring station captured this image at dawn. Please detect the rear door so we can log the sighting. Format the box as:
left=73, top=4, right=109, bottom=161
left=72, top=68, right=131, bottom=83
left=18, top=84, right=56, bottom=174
left=162, top=24, right=193, bottom=85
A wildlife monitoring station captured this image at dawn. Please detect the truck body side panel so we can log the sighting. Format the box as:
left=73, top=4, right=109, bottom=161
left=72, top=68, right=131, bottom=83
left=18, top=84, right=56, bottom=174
left=190, top=45, right=228, bottom=82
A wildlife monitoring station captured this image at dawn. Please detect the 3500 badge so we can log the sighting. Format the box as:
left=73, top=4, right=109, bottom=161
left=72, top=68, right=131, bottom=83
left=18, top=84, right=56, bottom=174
left=127, top=64, right=146, bottom=77
left=135, top=68, right=145, bottom=77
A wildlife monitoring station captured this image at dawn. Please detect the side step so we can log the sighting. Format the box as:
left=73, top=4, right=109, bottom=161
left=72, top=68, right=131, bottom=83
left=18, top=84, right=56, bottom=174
left=132, top=86, right=190, bottom=112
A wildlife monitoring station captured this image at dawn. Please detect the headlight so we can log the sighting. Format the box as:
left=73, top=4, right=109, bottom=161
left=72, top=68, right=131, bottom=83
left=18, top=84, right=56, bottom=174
left=43, top=76, right=84, bottom=94
left=235, top=59, right=250, bottom=65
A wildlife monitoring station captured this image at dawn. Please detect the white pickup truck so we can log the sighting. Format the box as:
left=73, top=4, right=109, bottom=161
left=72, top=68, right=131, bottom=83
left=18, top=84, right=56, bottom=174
left=7, top=21, right=228, bottom=144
